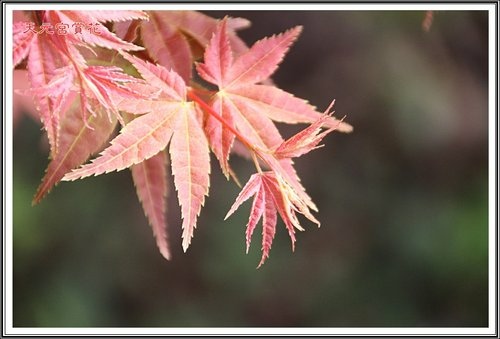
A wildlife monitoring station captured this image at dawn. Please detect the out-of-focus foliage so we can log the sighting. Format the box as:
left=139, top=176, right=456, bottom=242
left=13, top=10, right=488, bottom=327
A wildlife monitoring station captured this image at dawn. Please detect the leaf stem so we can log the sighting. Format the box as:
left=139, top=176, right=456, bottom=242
left=187, top=89, right=276, bottom=175
left=251, top=150, right=263, bottom=174
left=187, top=89, right=255, bottom=151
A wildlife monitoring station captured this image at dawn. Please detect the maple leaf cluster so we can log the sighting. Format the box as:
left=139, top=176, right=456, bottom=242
left=13, top=10, right=352, bottom=267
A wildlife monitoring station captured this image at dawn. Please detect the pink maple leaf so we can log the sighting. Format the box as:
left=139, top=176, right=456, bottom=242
left=140, top=11, right=193, bottom=82
left=196, top=20, right=352, bottom=181
left=16, top=10, right=352, bottom=265
left=273, top=101, right=342, bottom=159
left=63, top=54, right=210, bottom=252
left=131, top=151, right=170, bottom=260
left=33, top=97, right=117, bottom=204
left=225, top=171, right=320, bottom=268
left=13, top=10, right=147, bottom=156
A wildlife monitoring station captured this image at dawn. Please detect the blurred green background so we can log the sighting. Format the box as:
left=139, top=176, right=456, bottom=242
left=13, top=10, right=488, bottom=327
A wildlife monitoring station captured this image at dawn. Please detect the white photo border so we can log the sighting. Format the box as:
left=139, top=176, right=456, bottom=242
left=2, top=2, right=497, bottom=337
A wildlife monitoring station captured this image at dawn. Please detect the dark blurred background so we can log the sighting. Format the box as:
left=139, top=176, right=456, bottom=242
left=13, top=10, right=488, bottom=327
